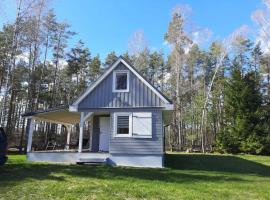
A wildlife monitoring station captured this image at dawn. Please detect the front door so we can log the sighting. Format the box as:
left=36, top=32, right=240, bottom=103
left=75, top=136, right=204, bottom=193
left=99, top=117, right=110, bottom=152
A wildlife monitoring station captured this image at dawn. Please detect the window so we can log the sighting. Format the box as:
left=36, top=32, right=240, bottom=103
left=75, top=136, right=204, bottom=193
left=114, top=113, right=132, bottom=137
left=113, top=71, right=129, bottom=92
left=113, top=112, right=152, bottom=138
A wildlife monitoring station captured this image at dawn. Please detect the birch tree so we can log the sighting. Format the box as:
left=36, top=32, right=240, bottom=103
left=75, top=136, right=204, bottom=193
left=252, top=0, right=270, bottom=99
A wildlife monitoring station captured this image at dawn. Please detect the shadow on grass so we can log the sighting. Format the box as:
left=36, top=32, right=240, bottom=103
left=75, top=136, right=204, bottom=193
left=165, top=154, right=270, bottom=177
left=1, top=154, right=269, bottom=188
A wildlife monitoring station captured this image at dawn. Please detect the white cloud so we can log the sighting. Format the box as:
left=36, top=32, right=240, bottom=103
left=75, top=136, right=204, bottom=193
left=49, top=58, right=68, bottom=70
left=58, top=59, right=68, bottom=70
left=191, top=28, right=212, bottom=45
left=157, top=72, right=171, bottom=85
left=16, top=52, right=29, bottom=63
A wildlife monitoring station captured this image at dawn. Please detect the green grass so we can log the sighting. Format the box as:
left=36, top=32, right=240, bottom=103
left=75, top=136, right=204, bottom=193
left=1, top=153, right=270, bottom=200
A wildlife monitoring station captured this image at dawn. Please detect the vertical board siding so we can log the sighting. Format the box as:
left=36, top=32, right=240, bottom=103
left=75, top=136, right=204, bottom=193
left=91, top=116, right=99, bottom=152
left=109, top=109, right=163, bottom=155
left=78, top=63, right=165, bottom=109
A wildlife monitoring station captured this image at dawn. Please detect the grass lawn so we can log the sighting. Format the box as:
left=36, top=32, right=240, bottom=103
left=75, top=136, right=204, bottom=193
left=1, top=153, right=270, bottom=200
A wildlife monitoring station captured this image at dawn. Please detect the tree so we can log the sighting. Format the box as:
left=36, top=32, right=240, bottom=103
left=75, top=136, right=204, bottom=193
left=241, top=72, right=263, bottom=153
left=252, top=0, right=270, bottom=99
left=128, top=30, right=148, bottom=56
left=257, top=101, right=270, bottom=155
left=35, top=9, right=58, bottom=109
left=251, top=0, right=270, bottom=51
left=218, top=64, right=263, bottom=154
left=183, top=44, right=203, bottom=149
left=165, top=8, right=192, bottom=151
left=50, top=22, right=75, bottom=106
left=66, top=40, right=91, bottom=97
left=0, top=25, right=13, bottom=126
left=104, top=51, right=118, bottom=68
left=251, top=42, right=263, bottom=75
left=149, top=51, right=165, bottom=87
left=133, top=48, right=150, bottom=77
left=122, top=51, right=133, bottom=64
left=89, top=55, right=101, bottom=83
left=218, top=65, right=245, bottom=153
left=1, top=0, right=23, bottom=132
left=261, top=53, right=270, bottom=101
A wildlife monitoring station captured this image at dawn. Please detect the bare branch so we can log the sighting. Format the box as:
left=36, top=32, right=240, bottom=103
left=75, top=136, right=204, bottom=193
left=128, top=29, right=148, bottom=56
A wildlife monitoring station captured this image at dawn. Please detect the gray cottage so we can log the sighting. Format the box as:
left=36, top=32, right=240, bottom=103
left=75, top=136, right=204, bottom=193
left=24, top=56, right=173, bottom=168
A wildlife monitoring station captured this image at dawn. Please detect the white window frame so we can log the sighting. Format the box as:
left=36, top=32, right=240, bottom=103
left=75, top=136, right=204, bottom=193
left=113, top=112, right=132, bottom=137
left=112, top=70, right=130, bottom=92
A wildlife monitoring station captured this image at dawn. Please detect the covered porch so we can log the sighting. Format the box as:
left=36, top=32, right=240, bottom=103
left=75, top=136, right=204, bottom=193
left=23, top=107, right=111, bottom=163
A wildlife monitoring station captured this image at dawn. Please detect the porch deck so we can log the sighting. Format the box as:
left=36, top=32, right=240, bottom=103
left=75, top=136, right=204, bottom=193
left=27, top=151, right=109, bottom=164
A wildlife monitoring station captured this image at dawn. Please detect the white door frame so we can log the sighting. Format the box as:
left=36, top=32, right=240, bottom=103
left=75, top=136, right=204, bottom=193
left=99, top=117, right=110, bottom=152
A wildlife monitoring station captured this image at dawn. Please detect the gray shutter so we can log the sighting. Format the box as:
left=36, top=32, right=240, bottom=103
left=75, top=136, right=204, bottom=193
left=117, top=116, right=129, bottom=129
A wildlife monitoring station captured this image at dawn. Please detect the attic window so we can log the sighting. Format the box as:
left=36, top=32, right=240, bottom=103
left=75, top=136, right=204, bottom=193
left=113, top=70, right=129, bottom=92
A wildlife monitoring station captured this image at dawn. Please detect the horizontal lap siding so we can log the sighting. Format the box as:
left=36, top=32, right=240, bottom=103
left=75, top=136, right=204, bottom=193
left=109, top=109, right=163, bottom=155
left=78, top=63, right=164, bottom=109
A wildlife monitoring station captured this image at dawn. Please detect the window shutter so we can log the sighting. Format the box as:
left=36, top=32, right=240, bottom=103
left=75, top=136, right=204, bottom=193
left=117, top=116, right=129, bottom=134
left=132, top=112, right=152, bottom=138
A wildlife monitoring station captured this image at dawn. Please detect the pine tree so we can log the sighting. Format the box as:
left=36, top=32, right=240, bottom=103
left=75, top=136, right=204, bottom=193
left=104, top=51, right=118, bottom=68
left=218, top=64, right=245, bottom=153
left=66, top=40, right=91, bottom=97
left=241, top=71, right=263, bottom=153
left=89, top=55, right=101, bottom=83
left=218, top=64, right=263, bottom=154
left=149, top=51, right=164, bottom=87
left=133, top=47, right=150, bottom=77
left=251, top=42, right=262, bottom=76
left=122, top=51, right=133, bottom=64
left=165, top=10, right=192, bottom=151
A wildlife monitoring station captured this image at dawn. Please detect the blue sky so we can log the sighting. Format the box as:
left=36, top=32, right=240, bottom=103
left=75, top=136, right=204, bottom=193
left=0, top=0, right=263, bottom=61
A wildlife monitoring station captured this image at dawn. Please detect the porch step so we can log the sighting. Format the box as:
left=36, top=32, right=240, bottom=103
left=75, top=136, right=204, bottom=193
left=76, top=158, right=107, bottom=164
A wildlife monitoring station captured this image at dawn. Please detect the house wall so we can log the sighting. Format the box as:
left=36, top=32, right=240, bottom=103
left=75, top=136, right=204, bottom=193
left=78, top=63, right=164, bottom=110
left=107, top=154, right=163, bottom=168
left=109, top=108, right=163, bottom=155
left=108, top=108, right=164, bottom=167
left=27, top=152, right=109, bottom=163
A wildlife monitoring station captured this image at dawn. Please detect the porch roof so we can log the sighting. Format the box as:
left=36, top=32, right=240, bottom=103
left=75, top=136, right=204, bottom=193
left=22, top=106, right=81, bottom=125
left=23, top=105, right=172, bottom=126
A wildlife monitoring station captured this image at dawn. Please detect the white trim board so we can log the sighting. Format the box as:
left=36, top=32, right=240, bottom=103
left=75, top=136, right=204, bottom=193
left=69, top=57, right=171, bottom=112
left=32, top=117, right=73, bottom=126
left=113, top=112, right=133, bottom=138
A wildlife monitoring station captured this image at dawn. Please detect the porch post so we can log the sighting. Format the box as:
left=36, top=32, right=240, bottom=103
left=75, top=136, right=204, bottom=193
left=65, top=125, right=72, bottom=150
left=78, top=112, right=85, bottom=153
left=27, top=118, right=35, bottom=153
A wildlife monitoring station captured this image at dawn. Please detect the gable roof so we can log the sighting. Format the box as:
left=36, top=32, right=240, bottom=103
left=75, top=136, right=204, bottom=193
left=70, top=56, right=172, bottom=111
